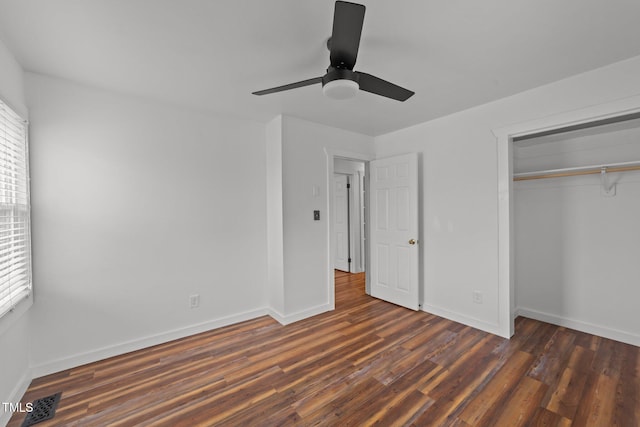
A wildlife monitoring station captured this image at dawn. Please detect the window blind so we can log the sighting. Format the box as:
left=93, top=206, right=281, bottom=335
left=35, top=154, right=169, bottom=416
left=0, top=99, right=31, bottom=319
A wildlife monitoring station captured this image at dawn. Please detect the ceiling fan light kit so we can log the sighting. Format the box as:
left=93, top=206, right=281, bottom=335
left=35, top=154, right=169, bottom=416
left=253, top=1, right=414, bottom=102
left=323, top=79, right=359, bottom=100
left=322, top=68, right=360, bottom=100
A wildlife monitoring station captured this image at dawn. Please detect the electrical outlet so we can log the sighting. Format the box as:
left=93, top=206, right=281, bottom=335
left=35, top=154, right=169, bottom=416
left=189, top=294, right=200, bottom=309
left=472, top=291, right=483, bottom=304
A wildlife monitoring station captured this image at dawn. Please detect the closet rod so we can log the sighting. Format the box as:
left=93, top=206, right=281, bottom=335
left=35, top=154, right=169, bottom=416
left=514, top=161, right=640, bottom=181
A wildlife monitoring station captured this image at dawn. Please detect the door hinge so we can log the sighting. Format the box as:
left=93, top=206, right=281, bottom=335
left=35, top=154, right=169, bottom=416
left=346, top=183, right=351, bottom=189
left=348, top=258, right=352, bottom=263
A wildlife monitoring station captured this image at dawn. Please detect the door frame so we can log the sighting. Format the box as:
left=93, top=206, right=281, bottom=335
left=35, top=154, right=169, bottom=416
left=332, top=172, right=351, bottom=272
left=326, top=149, right=374, bottom=309
left=493, top=94, right=640, bottom=339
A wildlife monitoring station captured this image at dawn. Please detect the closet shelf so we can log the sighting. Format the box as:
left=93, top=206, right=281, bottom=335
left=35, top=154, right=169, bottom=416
left=513, top=160, right=640, bottom=181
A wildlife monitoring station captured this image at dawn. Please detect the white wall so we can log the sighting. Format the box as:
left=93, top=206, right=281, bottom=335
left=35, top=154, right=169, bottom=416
left=0, top=39, right=26, bottom=117
left=0, top=38, right=32, bottom=427
left=266, top=116, right=285, bottom=315
left=334, top=158, right=365, bottom=175
left=514, top=120, right=640, bottom=172
left=375, top=55, right=640, bottom=338
left=277, top=116, right=373, bottom=322
left=26, top=73, right=269, bottom=375
left=514, top=127, right=640, bottom=345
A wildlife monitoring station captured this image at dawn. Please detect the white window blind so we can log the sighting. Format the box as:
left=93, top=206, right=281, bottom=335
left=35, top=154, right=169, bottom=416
left=0, top=99, right=31, bottom=319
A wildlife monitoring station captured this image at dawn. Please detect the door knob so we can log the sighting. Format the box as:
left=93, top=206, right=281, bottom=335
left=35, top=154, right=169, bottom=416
left=408, top=239, right=417, bottom=245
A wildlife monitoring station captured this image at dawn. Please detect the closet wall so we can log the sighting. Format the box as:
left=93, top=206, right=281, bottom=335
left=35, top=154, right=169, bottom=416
left=514, top=119, right=640, bottom=345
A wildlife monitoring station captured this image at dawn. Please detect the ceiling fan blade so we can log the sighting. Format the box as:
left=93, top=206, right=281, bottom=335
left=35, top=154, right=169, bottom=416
left=329, top=1, right=365, bottom=70
left=356, top=72, right=414, bottom=101
left=252, top=77, right=323, bottom=96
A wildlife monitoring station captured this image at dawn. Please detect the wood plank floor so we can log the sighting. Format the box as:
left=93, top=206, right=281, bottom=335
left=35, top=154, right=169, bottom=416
left=10, top=271, right=640, bottom=426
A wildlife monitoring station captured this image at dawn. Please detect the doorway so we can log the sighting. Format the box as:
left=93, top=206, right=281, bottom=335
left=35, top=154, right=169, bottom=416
left=329, top=156, right=369, bottom=307
left=328, top=152, right=421, bottom=312
left=332, top=158, right=365, bottom=274
left=333, top=174, right=351, bottom=272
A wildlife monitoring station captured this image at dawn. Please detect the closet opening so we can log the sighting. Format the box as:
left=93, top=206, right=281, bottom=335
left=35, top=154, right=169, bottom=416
left=512, top=114, right=640, bottom=346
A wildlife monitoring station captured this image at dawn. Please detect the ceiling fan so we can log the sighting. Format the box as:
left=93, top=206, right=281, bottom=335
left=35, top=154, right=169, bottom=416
left=252, top=1, right=414, bottom=102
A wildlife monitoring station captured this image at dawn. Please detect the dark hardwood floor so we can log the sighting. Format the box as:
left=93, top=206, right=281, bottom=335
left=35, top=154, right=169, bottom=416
left=10, top=271, right=640, bottom=426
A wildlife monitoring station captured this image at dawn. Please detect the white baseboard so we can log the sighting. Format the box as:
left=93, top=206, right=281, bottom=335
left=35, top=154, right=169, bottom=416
left=30, top=301, right=337, bottom=379
left=268, top=303, right=332, bottom=326
left=31, top=307, right=270, bottom=378
left=420, top=303, right=505, bottom=338
left=516, top=307, right=640, bottom=347
left=0, top=369, right=32, bottom=427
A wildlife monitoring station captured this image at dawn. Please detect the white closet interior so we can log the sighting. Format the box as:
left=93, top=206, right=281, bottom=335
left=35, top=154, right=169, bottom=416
left=513, top=116, right=640, bottom=346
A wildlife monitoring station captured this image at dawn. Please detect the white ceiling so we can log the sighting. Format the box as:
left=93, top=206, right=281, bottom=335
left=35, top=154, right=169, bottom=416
left=1, top=0, right=640, bottom=136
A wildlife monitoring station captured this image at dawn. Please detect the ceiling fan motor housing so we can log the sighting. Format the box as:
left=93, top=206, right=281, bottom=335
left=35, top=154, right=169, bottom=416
left=322, top=68, right=360, bottom=100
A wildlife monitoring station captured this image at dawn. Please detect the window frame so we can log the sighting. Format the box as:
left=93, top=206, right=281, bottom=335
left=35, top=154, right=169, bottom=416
left=0, top=97, right=32, bottom=324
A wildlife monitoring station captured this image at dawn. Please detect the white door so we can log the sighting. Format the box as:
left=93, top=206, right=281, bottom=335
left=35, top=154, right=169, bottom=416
left=333, top=174, right=350, bottom=272
left=369, top=153, right=419, bottom=310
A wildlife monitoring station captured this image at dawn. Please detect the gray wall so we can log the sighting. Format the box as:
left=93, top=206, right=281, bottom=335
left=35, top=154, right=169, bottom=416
left=26, top=73, right=269, bottom=375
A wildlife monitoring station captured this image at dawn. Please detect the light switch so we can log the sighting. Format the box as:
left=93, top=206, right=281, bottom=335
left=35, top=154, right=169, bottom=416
left=313, top=210, right=320, bottom=221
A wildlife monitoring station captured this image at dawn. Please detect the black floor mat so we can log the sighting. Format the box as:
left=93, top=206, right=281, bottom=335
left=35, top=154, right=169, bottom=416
left=21, top=393, right=61, bottom=427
